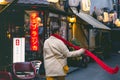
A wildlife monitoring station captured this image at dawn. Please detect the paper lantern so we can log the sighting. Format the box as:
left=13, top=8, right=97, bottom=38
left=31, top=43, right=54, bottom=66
left=0, top=0, right=9, bottom=5
left=115, top=19, right=120, bottom=27
left=81, top=0, right=91, bottom=11
left=103, top=12, right=109, bottom=22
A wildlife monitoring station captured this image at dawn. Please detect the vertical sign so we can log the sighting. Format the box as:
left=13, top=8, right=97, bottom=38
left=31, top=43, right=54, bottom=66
left=13, top=38, right=25, bottom=63
left=30, top=12, right=39, bottom=51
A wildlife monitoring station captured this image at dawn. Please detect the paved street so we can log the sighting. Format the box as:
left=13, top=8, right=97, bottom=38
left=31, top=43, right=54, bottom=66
left=39, top=53, right=120, bottom=80
left=66, top=53, right=120, bottom=80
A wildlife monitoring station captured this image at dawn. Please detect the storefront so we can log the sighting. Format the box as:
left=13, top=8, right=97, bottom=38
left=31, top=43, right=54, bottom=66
left=17, top=0, right=73, bottom=62
left=0, top=0, right=74, bottom=68
left=23, top=10, right=69, bottom=61
left=68, top=0, right=111, bottom=59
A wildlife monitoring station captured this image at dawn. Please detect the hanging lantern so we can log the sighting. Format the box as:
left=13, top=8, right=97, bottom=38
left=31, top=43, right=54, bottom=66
left=0, top=0, right=9, bottom=5
left=81, top=0, right=91, bottom=11
left=115, top=19, right=120, bottom=27
left=103, top=12, right=109, bottom=22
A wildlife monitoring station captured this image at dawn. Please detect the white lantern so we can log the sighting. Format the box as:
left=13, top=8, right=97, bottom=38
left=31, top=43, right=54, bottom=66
left=81, top=0, right=91, bottom=11
left=68, top=0, right=81, bottom=7
left=47, top=0, right=59, bottom=3
left=115, top=19, right=120, bottom=27
left=103, top=12, right=109, bottom=22
left=0, top=0, right=9, bottom=5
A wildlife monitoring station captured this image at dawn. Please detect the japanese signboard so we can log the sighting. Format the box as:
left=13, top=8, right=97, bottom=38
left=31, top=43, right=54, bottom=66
left=13, top=38, right=25, bottom=63
left=30, top=12, right=39, bottom=51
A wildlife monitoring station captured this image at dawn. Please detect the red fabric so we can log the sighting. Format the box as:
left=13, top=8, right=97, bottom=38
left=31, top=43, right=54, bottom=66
left=51, top=34, right=119, bottom=74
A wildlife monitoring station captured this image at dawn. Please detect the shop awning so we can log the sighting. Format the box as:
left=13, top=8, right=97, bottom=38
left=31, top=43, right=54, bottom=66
left=16, top=0, right=73, bottom=16
left=70, top=7, right=111, bottom=30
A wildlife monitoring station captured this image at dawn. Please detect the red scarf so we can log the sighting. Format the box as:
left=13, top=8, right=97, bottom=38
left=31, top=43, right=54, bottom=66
left=51, top=34, right=119, bottom=74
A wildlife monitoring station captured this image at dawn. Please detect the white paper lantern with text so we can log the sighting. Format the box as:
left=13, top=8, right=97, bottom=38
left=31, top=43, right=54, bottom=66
left=115, top=19, right=120, bottom=27
left=81, top=0, right=91, bottom=11
left=103, top=12, right=109, bottom=22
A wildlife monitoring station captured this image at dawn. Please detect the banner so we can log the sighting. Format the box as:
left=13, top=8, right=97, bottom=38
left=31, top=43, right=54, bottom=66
left=13, top=38, right=25, bottom=63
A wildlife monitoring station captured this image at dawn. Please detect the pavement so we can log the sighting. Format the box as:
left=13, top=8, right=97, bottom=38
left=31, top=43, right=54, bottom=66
left=66, top=53, right=120, bottom=80
left=68, top=67, right=80, bottom=74
left=34, top=52, right=120, bottom=80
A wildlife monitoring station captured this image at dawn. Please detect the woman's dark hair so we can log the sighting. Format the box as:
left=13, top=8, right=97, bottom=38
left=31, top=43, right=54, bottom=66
left=50, top=18, right=61, bottom=34
left=52, top=26, right=60, bottom=34
left=51, top=22, right=60, bottom=34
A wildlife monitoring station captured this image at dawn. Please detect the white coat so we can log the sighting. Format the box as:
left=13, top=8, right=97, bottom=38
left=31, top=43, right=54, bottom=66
left=43, top=36, right=85, bottom=77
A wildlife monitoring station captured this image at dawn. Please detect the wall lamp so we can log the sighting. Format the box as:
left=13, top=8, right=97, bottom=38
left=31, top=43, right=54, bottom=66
left=68, top=15, right=76, bottom=27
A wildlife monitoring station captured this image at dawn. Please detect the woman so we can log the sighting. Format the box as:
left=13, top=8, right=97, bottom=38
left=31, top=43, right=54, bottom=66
left=43, top=26, right=85, bottom=80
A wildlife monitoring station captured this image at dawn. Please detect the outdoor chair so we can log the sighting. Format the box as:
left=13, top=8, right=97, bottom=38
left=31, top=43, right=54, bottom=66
left=0, top=71, right=13, bottom=80
left=31, top=60, right=42, bottom=80
left=31, top=60, right=42, bottom=74
left=12, top=62, right=36, bottom=80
